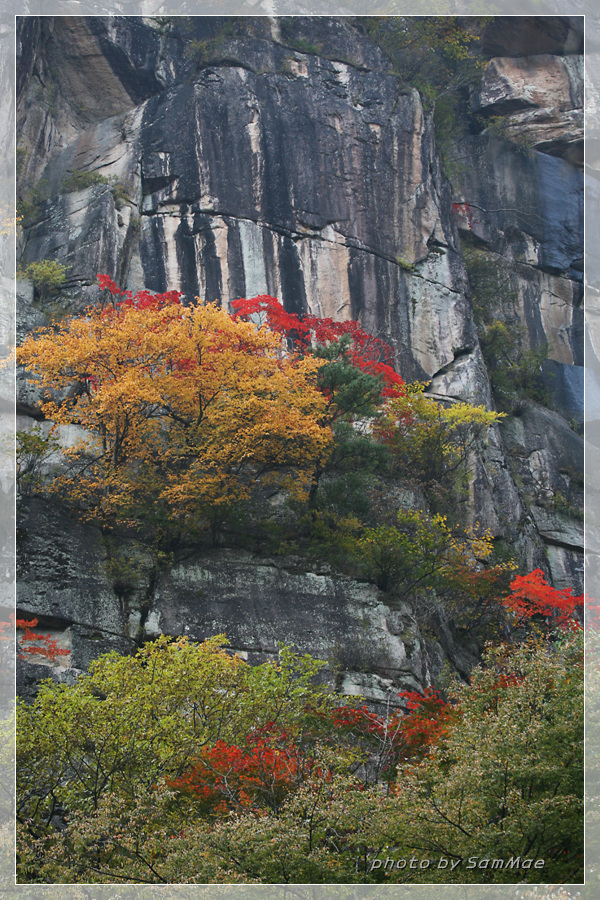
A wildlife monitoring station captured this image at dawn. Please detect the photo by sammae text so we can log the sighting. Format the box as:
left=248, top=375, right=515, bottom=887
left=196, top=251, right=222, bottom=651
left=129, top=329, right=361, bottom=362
left=368, top=855, right=546, bottom=873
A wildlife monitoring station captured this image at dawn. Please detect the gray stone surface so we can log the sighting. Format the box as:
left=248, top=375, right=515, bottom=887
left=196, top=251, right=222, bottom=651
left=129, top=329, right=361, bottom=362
left=152, top=549, right=429, bottom=706
left=475, top=55, right=583, bottom=166
left=18, top=17, right=475, bottom=382
left=500, top=402, right=583, bottom=590
left=17, top=498, right=131, bottom=661
left=480, top=17, right=583, bottom=58
left=452, top=136, right=583, bottom=280
left=15, top=498, right=438, bottom=705
left=15, top=16, right=585, bottom=692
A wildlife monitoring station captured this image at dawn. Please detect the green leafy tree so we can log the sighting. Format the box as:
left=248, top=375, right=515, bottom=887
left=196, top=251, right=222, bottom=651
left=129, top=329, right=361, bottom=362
left=16, top=636, right=337, bottom=839
left=372, top=383, right=502, bottom=507
left=18, top=628, right=583, bottom=885
left=479, top=319, right=549, bottom=409
left=360, top=17, right=491, bottom=177
left=463, top=248, right=550, bottom=409
left=17, top=259, right=69, bottom=302
left=307, top=335, right=392, bottom=507
left=16, top=425, right=60, bottom=495
left=372, top=630, right=584, bottom=884
left=348, top=509, right=483, bottom=594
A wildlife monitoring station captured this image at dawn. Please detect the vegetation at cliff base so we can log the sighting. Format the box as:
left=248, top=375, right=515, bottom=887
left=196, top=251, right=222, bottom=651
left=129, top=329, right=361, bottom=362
left=17, top=577, right=583, bottom=884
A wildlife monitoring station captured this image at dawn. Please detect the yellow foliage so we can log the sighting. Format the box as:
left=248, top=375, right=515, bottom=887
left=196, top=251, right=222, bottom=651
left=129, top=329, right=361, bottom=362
left=17, top=298, right=333, bottom=535
left=374, top=383, right=503, bottom=490
left=0, top=207, right=20, bottom=236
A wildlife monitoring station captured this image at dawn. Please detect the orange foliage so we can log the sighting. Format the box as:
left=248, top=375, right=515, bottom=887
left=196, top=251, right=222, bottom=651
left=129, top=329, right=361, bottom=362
left=16, top=277, right=335, bottom=530
left=0, top=614, right=69, bottom=662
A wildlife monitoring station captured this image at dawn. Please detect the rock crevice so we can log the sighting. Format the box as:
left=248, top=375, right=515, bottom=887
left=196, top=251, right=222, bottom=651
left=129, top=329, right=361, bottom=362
left=15, top=15, right=584, bottom=699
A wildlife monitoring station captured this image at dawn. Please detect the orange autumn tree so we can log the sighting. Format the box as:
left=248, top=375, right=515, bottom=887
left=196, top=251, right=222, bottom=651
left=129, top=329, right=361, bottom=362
left=16, top=278, right=334, bottom=541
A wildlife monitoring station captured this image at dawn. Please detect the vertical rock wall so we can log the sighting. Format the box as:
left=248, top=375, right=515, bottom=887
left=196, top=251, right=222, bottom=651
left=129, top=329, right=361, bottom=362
left=15, top=15, right=584, bottom=698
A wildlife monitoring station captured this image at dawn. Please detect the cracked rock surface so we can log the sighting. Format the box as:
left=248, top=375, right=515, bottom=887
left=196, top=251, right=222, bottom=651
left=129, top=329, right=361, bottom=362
left=16, top=16, right=584, bottom=699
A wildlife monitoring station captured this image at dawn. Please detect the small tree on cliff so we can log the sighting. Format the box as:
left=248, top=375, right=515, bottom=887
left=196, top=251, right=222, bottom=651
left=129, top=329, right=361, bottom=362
left=232, top=294, right=405, bottom=506
left=372, top=382, right=502, bottom=508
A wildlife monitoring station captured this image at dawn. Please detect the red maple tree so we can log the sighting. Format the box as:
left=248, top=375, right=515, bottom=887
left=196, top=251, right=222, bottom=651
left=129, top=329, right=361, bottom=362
left=503, top=569, right=583, bottom=629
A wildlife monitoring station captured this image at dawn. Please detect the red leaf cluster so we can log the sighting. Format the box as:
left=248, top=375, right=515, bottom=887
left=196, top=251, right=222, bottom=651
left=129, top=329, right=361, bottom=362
left=168, top=724, right=322, bottom=813
left=232, top=295, right=405, bottom=398
left=503, top=569, right=583, bottom=628
left=451, top=201, right=479, bottom=230
left=95, top=279, right=404, bottom=396
left=0, top=614, right=70, bottom=662
left=97, top=274, right=183, bottom=310
left=332, top=686, right=452, bottom=766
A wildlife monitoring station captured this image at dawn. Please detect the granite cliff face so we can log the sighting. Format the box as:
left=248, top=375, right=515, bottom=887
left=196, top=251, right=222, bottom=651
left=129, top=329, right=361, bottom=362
left=15, top=16, right=584, bottom=702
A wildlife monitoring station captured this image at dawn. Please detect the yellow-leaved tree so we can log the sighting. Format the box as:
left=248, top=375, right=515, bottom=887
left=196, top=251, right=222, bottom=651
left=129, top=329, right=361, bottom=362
left=17, top=278, right=332, bottom=543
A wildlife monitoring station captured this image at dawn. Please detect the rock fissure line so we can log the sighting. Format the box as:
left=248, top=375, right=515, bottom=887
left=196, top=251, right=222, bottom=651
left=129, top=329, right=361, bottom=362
left=461, top=200, right=547, bottom=222
left=15, top=16, right=584, bottom=704
left=142, top=206, right=465, bottom=284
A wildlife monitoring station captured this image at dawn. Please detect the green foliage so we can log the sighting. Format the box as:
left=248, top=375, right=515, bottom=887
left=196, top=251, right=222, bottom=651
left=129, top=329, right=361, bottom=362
left=359, top=17, right=492, bottom=184
left=396, top=255, right=416, bottom=271
left=480, top=319, right=549, bottom=409
left=314, top=468, right=376, bottom=521
left=462, top=247, right=550, bottom=409
left=374, top=383, right=502, bottom=507
left=291, top=38, right=320, bottom=55
left=432, top=92, right=469, bottom=180
left=17, top=259, right=69, bottom=301
left=346, top=509, right=458, bottom=593
left=340, top=506, right=511, bottom=611
left=17, top=178, right=51, bottom=226
left=184, top=19, right=245, bottom=64
left=61, top=170, right=110, bottom=192
left=374, top=632, right=583, bottom=884
left=16, top=197, right=39, bottom=227
left=16, top=636, right=336, bottom=843
left=110, top=180, right=132, bottom=208
left=280, top=19, right=355, bottom=59
left=16, top=425, right=60, bottom=495
left=149, top=16, right=181, bottom=34
left=482, top=114, right=535, bottom=156
left=60, top=170, right=132, bottom=209
left=102, top=537, right=152, bottom=602
left=17, top=630, right=583, bottom=884
left=185, top=38, right=217, bottom=64
left=314, top=335, right=384, bottom=421
left=16, top=146, right=27, bottom=176
left=362, top=17, right=489, bottom=108
left=304, top=335, right=393, bottom=507
left=462, top=246, right=513, bottom=328
left=544, top=491, right=584, bottom=522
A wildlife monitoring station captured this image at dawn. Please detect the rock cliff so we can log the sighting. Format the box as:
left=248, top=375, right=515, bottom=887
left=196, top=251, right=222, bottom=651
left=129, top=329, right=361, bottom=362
left=15, top=15, right=584, bottom=703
